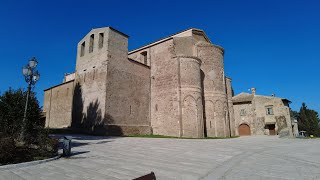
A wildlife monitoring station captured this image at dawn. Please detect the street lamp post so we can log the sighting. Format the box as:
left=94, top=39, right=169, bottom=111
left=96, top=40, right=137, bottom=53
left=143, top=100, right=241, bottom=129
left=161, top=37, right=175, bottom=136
left=20, top=57, right=40, bottom=142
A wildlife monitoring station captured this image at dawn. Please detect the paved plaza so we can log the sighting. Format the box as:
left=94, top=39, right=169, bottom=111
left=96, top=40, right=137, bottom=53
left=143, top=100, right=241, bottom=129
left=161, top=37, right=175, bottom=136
left=0, top=135, right=319, bottom=180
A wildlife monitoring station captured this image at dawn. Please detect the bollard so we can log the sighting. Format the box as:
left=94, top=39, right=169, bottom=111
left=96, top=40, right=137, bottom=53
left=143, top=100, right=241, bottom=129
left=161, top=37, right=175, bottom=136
left=63, top=136, right=72, bottom=157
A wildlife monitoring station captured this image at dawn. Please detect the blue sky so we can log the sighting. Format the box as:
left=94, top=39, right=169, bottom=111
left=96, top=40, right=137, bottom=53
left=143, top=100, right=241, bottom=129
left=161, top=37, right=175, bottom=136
left=0, top=0, right=319, bottom=112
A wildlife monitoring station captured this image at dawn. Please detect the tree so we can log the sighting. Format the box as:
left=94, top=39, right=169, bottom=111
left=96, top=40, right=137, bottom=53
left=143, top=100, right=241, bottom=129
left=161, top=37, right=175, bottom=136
left=0, top=88, right=42, bottom=140
left=297, top=103, right=320, bottom=137
left=0, top=88, right=59, bottom=166
left=290, top=109, right=299, bottom=120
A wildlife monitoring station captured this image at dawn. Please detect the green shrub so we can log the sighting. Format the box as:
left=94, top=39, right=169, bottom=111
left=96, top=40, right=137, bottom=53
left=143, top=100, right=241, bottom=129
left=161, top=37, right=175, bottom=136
left=0, top=137, right=16, bottom=165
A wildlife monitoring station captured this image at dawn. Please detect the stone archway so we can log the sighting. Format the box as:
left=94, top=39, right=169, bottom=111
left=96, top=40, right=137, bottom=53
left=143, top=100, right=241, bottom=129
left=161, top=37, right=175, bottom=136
left=239, top=124, right=251, bottom=136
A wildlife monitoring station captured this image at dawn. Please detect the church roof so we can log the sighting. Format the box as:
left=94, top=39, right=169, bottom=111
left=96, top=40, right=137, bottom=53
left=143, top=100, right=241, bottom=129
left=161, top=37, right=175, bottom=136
left=232, top=92, right=254, bottom=103
left=232, top=92, right=292, bottom=104
left=128, top=28, right=213, bottom=54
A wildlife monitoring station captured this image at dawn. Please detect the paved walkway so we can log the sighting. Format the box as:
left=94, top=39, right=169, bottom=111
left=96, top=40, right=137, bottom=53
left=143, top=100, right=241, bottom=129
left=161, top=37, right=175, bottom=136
left=1, top=135, right=319, bottom=180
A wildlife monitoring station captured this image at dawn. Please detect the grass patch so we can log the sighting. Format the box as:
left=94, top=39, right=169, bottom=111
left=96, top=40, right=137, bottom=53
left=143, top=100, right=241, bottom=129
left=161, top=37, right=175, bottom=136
left=125, top=134, right=239, bottom=139
left=125, top=134, right=177, bottom=138
left=205, top=136, right=239, bottom=139
left=297, top=137, right=320, bottom=139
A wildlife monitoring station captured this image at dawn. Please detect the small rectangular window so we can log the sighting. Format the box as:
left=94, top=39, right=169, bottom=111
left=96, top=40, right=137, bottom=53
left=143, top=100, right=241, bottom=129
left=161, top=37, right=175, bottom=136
left=266, top=106, right=274, bottom=115
left=141, top=51, right=147, bottom=64
left=89, top=34, right=94, bottom=53
left=240, top=109, right=246, bottom=116
left=99, top=33, right=104, bottom=49
left=80, top=42, right=85, bottom=57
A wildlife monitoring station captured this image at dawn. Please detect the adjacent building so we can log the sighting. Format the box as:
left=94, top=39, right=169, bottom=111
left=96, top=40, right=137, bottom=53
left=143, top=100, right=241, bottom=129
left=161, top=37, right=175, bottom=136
left=233, top=88, right=294, bottom=136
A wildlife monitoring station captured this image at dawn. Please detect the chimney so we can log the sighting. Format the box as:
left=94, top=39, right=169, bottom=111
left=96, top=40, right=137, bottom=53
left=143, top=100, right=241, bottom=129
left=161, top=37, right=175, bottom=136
left=251, top=88, right=256, bottom=95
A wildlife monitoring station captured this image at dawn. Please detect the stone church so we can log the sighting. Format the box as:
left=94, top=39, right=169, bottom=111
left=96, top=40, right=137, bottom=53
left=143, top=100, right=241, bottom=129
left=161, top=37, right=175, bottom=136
left=44, top=27, right=235, bottom=138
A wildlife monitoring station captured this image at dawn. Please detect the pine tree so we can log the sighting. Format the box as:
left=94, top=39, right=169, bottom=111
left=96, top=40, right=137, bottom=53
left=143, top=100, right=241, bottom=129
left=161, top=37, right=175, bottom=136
left=0, top=88, right=42, bottom=139
left=297, top=103, right=320, bottom=137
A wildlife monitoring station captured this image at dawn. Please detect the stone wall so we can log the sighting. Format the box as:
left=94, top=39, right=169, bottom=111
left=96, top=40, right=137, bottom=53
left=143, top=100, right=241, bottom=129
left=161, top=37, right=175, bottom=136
left=71, top=27, right=151, bottom=135
left=149, top=39, right=181, bottom=137
left=254, top=96, right=293, bottom=136
left=72, top=27, right=110, bottom=133
left=179, top=56, right=203, bottom=138
left=44, top=80, right=74, bottom=128
left=226, top=77, right=235, bottom=136
left=128, top=29, right=231, bottom=138
left=233, top=102, right=256, bottom=136
left=197, top=42, right=229, bottom=137
left=104, top=29, right=151, bottom=135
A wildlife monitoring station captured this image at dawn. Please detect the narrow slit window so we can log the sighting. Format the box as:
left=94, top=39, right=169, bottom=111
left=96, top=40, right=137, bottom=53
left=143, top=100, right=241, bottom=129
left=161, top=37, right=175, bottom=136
left=99, top=33, right=104, bottom=49
left=80, top=41, right=85, bottom=57
left=141, top=51, right=147, bottom=64
left=89, top=34, right=94, bottom=53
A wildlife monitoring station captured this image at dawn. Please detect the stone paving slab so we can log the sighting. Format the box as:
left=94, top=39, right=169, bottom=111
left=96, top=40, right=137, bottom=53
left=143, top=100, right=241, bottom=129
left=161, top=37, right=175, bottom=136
left=0, top=135, right=319, bottom=180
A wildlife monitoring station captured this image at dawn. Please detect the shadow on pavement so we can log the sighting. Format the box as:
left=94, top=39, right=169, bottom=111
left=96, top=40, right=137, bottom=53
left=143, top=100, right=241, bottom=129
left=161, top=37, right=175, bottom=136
left=70, top=151, right=90, bottom=156
left=63, top=151, right=91, bottom=159
left=50, top=134, right=121, bottom=141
